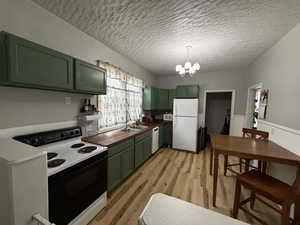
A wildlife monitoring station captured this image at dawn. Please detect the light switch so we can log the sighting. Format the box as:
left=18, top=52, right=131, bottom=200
left=65, top=97, right=71, bottom=105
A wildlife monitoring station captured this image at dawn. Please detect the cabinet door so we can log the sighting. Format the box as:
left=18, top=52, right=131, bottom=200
left=159, top=125, right=164, bottom=147
left=74, top=59, right=106, bottom=94
left=121, top=147, right=134, bottom=179
left=175, top=86, right=188, bottom=98
left=165, top=123, right=172, bottom=145
left=135, top=140, right=145, bottom=168
left=2, top=32, right=74, bottom=91
left=176, top=85, right=199, bottom=98
left=187, top=85, right=199, bottom=98
left=158, top=89, right=169, bottom=109
left=168, top=89, right=175, bottom=110
left=108, top=153, right=122, bottom=191
left=143, top=88, right=152, bottom=110
left=144, top=136, right=152, bottom=160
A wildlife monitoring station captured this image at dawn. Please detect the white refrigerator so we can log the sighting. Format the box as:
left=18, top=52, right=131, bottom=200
left=172, top=99, right=199, bottom=152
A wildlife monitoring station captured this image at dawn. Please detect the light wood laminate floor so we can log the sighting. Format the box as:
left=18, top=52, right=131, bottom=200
left=90, top=148, right=280, bottom=225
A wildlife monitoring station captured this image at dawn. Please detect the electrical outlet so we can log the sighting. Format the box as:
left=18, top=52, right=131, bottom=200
left=65, top=97, right=71, bottom=105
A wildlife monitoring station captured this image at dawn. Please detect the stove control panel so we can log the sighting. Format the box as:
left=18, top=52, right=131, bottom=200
left=14, top=127, right=82, bottom=147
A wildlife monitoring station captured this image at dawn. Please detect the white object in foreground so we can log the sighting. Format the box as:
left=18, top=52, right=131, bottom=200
left=139, top=193, right=250, bottom=225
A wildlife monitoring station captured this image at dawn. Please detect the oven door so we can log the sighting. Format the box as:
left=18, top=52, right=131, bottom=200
left=48, top=151, right=107, bottom=225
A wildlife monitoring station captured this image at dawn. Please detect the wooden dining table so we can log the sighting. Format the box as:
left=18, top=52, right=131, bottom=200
left=209, top=134, right=300, bottom=223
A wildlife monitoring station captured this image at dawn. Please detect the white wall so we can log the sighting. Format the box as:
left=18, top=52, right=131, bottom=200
left=0, top=0, right=156, bottom=129
left=156, top=68, right=248, bottom=136
left=248, top=22, right=300, bottom=217
left=248, top=21, right=300, bottom=130
left=156, top=68, right=248, bottom=115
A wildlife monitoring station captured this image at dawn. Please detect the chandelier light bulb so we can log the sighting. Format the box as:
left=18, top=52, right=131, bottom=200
left=184, top=62, right=191, bottom=69
left=175, top=64, right=182, bottom=72
left=189, top=67, right=195, bottom=74
left=193, top=63, right=200, bottom=71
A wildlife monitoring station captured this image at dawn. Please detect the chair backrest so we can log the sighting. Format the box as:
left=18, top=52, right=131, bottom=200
left=242, top=128, right=269, bottom=140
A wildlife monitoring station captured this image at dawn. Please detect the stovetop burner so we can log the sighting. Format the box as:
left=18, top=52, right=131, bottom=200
left=48, top=159, right=66, bottom=168
left=71, top=143, right=85, bottom=148
left=78, top=146, right=97, bottom=154
left=47, top=152, right=58, bottom=160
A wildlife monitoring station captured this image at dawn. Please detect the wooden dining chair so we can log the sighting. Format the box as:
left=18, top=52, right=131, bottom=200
left=232, top=167, right=300, bottom=225
left=224, top=128, right=269, bottom=176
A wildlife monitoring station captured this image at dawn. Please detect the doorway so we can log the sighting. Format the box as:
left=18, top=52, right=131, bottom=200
left=245, top=83, right=262, bottom=129
left=203, top=90, right=235, bottom=136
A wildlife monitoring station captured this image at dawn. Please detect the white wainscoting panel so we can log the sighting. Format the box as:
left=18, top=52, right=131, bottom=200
left=231, top=114, right=246, bottom=136
left=257, top=120, right=300, bottom=218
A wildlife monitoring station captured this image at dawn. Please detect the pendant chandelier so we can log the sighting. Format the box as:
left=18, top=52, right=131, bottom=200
left=175, top=46, right=200, bottom=77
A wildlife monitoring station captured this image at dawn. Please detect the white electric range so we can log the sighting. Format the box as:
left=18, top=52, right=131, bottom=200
left=14, top=126, right=108, bottom=225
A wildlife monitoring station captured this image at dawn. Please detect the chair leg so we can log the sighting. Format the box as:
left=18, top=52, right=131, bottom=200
left=250, top=192, right=256, bottom=210
left=210, top=147, right=213, bottom=176
left=245, top=159, right=250, bottom=172
left=239, top=158, right=242, bottom=172
left=257, top=160, right=262, bottom=172
left=224, top=154, right=228, bottom=176
left=232, top=180, right=241, bottom=218
left=262, top=161, right=267, bottom=174
left=281, top=204, right=290, bottom=225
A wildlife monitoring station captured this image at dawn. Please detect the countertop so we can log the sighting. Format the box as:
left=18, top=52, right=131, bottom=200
left=139, top=193, right=249, bottom=225
left=82, top=120, right=172, bottom=147
left=0, top=137, right=46, bottom=164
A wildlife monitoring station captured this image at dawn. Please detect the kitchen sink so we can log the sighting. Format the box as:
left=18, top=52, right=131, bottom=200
left=120, top=128, right=139, bottom=133
left=129, top=125, right=149, bottom=130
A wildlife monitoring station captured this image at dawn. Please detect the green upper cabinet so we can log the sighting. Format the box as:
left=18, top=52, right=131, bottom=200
left=74, top=59, right=106, bottom=95
left=175, top=85, right=199, bottom=98
left=143, top=87, right=158, bottom=110
left=168, top=89, right=175, bottom=110
left=158, top=89, right=169, bottom=110
left=0, top=32, right=74, bottom=91
left=143, top=87, right=170, bottom=110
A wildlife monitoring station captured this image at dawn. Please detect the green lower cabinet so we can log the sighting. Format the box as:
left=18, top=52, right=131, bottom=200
left=108, top=152, right=122, bottom=191
left=121, top=147, right=134, bottom=179
left=159, top=125, right=164, bottom=147
left=144, top=136, right=152, bottom=160
left=164, top=123, right=173, bottom=146
left=135, top=140, right=145, bottom=168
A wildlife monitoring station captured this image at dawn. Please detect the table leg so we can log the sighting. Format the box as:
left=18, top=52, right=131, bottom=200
left=210, top=146, right=213, bottom=176
left=213, top=152, right=219, bottom=207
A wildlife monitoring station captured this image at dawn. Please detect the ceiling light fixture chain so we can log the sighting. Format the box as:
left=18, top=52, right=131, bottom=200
left=175, top=46, right=200, bottom=78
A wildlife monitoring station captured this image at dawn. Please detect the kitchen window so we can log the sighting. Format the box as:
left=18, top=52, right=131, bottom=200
left=97, top=62, right=144, bottom=129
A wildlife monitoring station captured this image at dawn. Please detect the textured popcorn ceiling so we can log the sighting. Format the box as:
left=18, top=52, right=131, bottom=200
left=32, top=0, right=300, bottom=76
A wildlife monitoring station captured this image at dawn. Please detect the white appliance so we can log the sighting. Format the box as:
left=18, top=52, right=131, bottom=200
left=152, top=127, right=159, bottom=154
left=163, top=113, right=173, bottom=121
left=13, top=126, right=108, bottom=225
left=173, top=99, right=199, bottom=152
